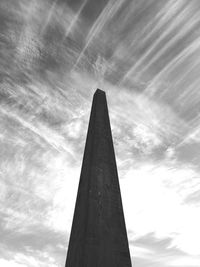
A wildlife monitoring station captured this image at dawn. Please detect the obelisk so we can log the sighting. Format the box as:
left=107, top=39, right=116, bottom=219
left=65, top=89, right=132, bottom=267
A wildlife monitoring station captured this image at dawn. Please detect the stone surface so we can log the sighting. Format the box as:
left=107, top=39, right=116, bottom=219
left=65, top=89, right=132, bottom=267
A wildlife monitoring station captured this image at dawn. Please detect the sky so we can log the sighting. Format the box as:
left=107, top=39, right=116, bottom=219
left=0, top=0, right=200, bottom=266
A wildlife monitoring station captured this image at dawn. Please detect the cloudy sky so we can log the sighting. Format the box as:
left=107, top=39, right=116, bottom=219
left=0, top=0, right=200, bottom=266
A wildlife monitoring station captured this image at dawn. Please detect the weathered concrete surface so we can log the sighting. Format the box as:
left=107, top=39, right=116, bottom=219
left=65, top=89, right=132, bottom=267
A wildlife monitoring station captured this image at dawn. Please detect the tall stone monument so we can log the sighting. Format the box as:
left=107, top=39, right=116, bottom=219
left=65, top=89, right=132, bottom=267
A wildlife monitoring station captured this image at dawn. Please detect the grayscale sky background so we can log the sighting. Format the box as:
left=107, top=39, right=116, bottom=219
left=0, top=0, right=200, bottom=266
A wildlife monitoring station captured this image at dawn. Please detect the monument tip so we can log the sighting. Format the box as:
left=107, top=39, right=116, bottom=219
left=95, top=88, right=106, bottom=95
